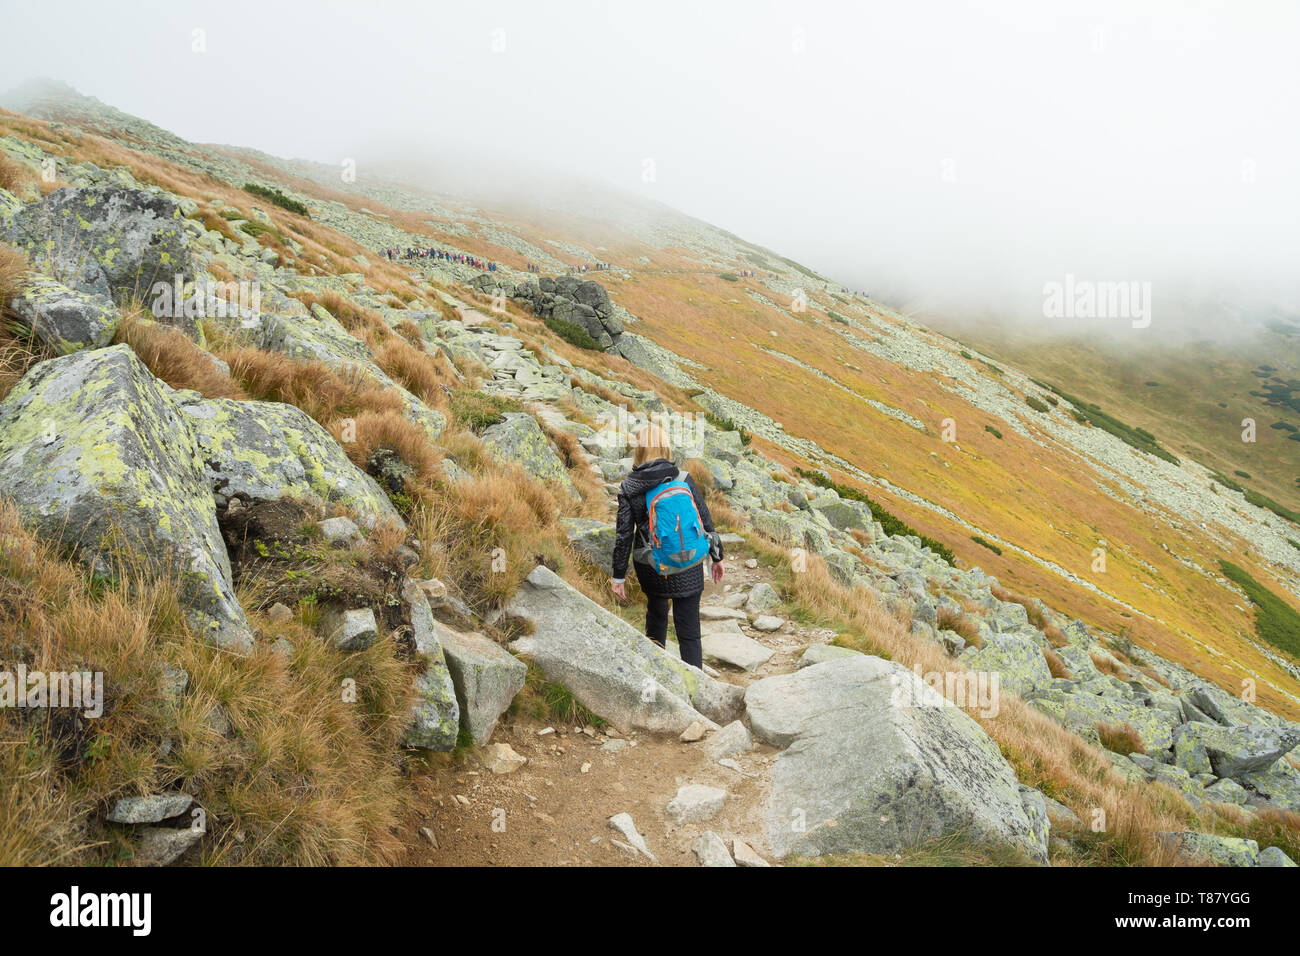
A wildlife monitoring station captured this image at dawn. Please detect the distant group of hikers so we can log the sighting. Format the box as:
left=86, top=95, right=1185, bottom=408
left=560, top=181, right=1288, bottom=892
left=521, top=261, right=613, bottom=275
left=384, top=247, right=499, bottom=271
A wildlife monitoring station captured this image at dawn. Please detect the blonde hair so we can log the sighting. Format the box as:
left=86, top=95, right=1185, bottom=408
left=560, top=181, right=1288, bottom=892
left=632, top=422, right=672, bottom=467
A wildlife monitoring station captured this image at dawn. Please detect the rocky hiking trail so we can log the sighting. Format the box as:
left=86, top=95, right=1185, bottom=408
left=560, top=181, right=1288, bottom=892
left=397, top=542, right=815, bottom=868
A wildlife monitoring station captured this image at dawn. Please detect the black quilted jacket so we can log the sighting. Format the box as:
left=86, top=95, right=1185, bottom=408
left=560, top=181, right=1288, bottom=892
left=612, top=459, right=719, bottom=598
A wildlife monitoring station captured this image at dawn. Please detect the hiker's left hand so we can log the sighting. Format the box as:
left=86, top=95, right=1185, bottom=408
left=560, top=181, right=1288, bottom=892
left=711, top=562, right=724, bottom=584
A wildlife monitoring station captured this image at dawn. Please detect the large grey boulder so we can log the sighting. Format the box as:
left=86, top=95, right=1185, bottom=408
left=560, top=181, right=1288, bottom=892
left=812, top=497, right=873, bottom=532
left=744, top=656, right=1046, bottom=862
left=8, top=275, right=121, bottom=353
left=438, top=625, right=527, bottom=747
left=1187, top=682, right=1287, bottom=728
left=480, top=413, right=575, bottom=496
left=176, top=395, right=400, bottom=527
left=1171, top=723, right=1300, bottom=780
left=0, top=346, right=252, bottom=651
left=504, top=564, right=744, bottom=735
left=1236, top=758, right=1300, bottom=811
left=6, top=186, right=197, bottom=302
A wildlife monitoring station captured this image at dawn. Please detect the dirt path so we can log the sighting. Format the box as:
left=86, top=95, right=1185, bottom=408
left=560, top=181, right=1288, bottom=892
left=398, top=539, right=834, bottom=867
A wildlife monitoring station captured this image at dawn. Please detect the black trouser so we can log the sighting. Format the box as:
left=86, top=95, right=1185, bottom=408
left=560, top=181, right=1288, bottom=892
left=645, top=592, right=703, bottom=668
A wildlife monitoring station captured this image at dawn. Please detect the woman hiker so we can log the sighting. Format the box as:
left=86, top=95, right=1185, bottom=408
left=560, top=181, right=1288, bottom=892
left=610, top=423, right=723, bottom=668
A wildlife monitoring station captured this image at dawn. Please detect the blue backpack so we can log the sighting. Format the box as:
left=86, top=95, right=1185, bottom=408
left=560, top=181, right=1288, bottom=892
left=644, top=477, right=710, bottom=575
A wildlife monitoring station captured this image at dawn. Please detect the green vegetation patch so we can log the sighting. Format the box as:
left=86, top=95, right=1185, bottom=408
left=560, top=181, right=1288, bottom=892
left=1220, top=560, right=1300, bottom=658
left=243, top=182, right=310, bottom=217
left=544, top=316, right=600, bottom=350
left=1041, top=383, right=1179, bottom=464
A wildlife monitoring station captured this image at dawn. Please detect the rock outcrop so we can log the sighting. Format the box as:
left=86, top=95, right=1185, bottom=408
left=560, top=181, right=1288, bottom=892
left=745, top=655, right=1048, bottom=863
left=0, top=345, right=253, bottom=651
left=504, top=564, right=744, bottom=735
left=5, top=186, right=197, bottom=304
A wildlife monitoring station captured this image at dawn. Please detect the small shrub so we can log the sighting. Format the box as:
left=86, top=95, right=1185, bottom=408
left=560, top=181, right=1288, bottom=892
left=544, top=316, right=600, bottom=350
left=242, top=182, right=310, bottom=217
left=971, top=535, right=1002, bottom=555
left=1026, top=395, right=1051, bottom=414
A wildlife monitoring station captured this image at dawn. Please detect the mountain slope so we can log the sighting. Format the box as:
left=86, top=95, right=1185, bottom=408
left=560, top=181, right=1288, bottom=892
left=2, top=84, right=1299, bottom=868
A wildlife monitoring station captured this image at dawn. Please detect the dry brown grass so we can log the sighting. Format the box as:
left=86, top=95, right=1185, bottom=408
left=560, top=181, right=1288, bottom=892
left=569, top=373, right=637, bottom=412
left=221, top=347, right=403, bottom=425
left=936, top=604, right=982, bottom=648
left=371, top=333, right=456, bottom=410
left=992, top=584, right=1049, bottom=629
left=410, top=462, right=564, bottom=611
left=327, top=408, right=442, bottom=486
left=538, top=419, right=608, bottom=518
left=291, top=290, right=388, bottom=340
left=115, top=310, right=247, bottom=400
left=0, top=498, right=409, bottom=866
left=1091, top=652, right=1129, bottom=680
left=1096, top=722, right=1146, bottom=756
left=1044, top=648, right=1073, bottom=679
left=0, top=154, right=30, bottom=195
left=1043, top=623, right=1069, bottom=648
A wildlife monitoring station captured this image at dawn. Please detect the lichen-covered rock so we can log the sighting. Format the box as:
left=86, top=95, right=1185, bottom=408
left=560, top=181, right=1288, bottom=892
left=438, top=625, right=527, bottom=747
left=812, top=497, right=873, bottom=532
left=5, top=186, right=197, bottom=301
left=480, top=413, right=575, bottom=496
left=744, top=656, right=1046, bottom=862
left=1236, top=758, right=1300, bottom=811
left=1030, top=686, right=1180, bottom=751
left=1171, top=723, right=1300, bottom=780
left=798, top=644, right=864, bottom=667
left=959, top=632, right=1052, bottom=699
left=176, top=395, right=400, bottom=527
left=0, top=345, right=252, bottom=651
left=8, top=275, right=120, bottom=353
left=504, top=564, right=743, bottom=734
left=1156, top=831, right=1259, bottom=867
left=0, top=186, right=23, bottom=228
left=1258, top=846, right=1297, bottom=867
left=560, top=516, right=616, bottom=574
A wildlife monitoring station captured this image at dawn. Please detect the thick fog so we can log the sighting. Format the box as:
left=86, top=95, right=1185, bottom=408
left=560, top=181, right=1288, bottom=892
left=2, top=0, right=1297, bottom=331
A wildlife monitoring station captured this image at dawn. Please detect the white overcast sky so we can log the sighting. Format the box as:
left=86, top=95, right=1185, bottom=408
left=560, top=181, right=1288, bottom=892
left=2, top=0, right=1297, bottom=324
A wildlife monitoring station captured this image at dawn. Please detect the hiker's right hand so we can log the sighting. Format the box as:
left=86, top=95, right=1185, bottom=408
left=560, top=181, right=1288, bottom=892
left=611, top=580, right=627, bottom=601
